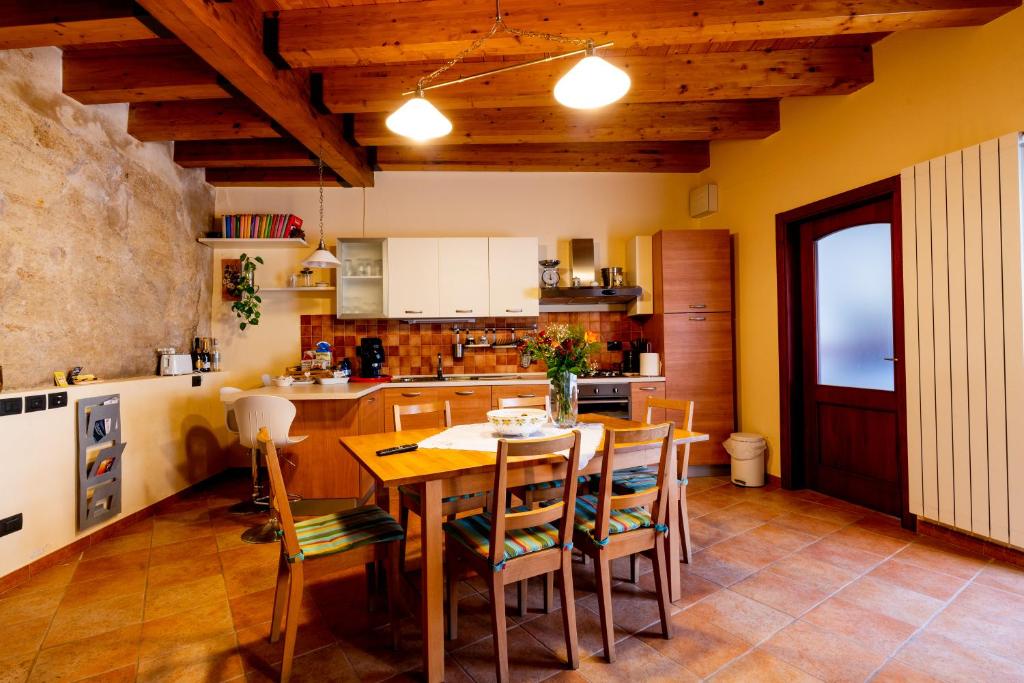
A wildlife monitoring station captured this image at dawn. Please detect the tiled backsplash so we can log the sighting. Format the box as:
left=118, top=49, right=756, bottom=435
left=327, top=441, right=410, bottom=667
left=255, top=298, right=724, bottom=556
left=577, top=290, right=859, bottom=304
left=299, top=312, right=645, bottom=376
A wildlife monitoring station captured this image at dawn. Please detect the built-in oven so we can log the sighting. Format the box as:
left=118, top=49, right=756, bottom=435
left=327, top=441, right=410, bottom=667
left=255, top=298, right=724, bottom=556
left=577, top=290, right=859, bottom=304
left=577, top=382, right=631, bottom=420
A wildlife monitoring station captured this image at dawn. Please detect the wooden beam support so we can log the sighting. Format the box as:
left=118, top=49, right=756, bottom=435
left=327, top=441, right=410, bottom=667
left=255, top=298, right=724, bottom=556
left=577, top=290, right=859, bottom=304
left=0, top=0, right=162, bottom=49
left=62, top=41, right=228, bottom=104
left=175, top=139, right=315, bottom=168
left=276, top=0, right=1017, bottom=68
left=375, top=141, right=709, bottom=173
left=322, top=47, right=873, bottom=113
left=355, top=100, right=779, bottom=146
left=127, top=99, right=281, bottom=141
left=204, top=167, right=345, bottom=187
left=136, top=0, right=373, bottom=186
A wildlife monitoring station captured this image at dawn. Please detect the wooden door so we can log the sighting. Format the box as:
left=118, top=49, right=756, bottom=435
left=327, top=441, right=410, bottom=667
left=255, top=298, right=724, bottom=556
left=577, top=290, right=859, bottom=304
left=438, top=238, right=489, bottom=317
left=386, top=238, right=439, bottom=318
left=629, top=381, right=665, bottom=422
left=654, top=229, right=732, bottom=314
left=798, top=197, right=905, bottom=515
left=488, top=237, right=539, bottom=316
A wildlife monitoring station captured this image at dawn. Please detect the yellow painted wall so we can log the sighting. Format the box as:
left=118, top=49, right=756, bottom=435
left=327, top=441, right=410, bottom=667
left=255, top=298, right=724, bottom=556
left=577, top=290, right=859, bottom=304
left=693, top=7, right=1024, bottom=476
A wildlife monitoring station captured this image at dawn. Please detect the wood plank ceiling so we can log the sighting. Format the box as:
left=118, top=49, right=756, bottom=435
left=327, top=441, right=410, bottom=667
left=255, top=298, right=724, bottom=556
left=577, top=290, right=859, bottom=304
left=1, top=0, right=1018, bottom=185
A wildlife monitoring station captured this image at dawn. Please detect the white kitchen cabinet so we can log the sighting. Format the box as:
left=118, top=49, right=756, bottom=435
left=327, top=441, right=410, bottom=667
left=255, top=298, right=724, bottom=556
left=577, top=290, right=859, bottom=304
left=438, top=238, right=490, bottom=317
left=489, top=237, right=539, bottom=316
left=386, top=238, right=440, bottom=318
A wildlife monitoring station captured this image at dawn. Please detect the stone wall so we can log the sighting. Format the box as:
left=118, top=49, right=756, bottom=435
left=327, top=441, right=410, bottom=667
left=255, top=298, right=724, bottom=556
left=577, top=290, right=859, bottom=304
left=0, top=48, right=213, bottom=390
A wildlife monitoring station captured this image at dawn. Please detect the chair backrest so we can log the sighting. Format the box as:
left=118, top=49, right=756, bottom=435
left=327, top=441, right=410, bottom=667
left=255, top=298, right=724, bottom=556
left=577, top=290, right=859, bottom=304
left=234, top=395, right=297, bottom=449
left=485, top=431, right=583, bottom=568
left=393, top=400, right=452, bottom=432
left=220, top=387, right=243, bottom=434
left=498, top=395, right=551, bottom=412
left=592, top=422, right=675, bottom=543
left=258, top=428, right=302, bottom=562
left=646, top=397, right=694, bottom=480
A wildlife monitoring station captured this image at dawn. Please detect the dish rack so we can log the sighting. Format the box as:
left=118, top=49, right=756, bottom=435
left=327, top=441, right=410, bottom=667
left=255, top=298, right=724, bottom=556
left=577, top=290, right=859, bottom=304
left=453, top=324, right=537, bottom=349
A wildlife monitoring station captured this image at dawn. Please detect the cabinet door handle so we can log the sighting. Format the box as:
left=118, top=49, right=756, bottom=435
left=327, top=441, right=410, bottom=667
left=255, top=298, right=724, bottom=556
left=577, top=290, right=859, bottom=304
left=404, top=309, right=423, bottom=314
left=366, top=396, right=376, bottom=403
left=454, top=390, right=475, bottom=396
left=505, top=308, right=523, bottom=313
left=689, top=304, right=707, bottom=309
left=688, top=316, right=706, bottom=321
left=639, top=386, right=658, bottom=391
left=517, top=393, right=537, bottom=398
left=401, top=392, right=422, bottom=398
left=455, top=309, right=473, bottom=314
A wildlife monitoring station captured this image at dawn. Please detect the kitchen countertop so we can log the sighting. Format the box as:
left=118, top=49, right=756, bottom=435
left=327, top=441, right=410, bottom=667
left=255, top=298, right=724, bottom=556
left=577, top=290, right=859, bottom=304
left=225, top=373, right=666, bottom=402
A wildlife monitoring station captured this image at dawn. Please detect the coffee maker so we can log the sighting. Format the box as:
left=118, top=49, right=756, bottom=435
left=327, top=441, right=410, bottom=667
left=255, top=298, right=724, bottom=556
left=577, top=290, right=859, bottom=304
left=358, top=337, right=386, bottom=378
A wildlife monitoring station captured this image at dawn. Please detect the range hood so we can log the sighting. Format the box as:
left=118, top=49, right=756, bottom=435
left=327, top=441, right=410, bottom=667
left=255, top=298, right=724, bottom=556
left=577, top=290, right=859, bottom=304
left=540, top=238, right=642, bottom=306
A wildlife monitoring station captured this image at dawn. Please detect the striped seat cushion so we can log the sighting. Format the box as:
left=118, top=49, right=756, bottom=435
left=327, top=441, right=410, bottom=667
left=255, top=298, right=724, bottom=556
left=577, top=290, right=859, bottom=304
left=444, top=509, right=561, bottom=565
left=294, top=505, right=403, bottom=559
left=608, top=467, right=689, bottom=494
left=525, top=475, right=591, bottom=491
left=573, top=494, right=653, bottom=538
left=399, top=484, right=486, bottom=506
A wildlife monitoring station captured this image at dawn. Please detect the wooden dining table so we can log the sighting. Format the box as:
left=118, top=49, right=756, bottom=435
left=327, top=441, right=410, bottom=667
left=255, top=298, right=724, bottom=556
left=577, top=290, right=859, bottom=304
left=339, top=414, right=709, bottom=682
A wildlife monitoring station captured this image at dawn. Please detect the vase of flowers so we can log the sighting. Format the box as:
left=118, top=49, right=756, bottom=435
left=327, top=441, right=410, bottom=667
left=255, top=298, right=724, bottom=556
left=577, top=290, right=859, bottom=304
left=519, top=324, right=601, bottom=427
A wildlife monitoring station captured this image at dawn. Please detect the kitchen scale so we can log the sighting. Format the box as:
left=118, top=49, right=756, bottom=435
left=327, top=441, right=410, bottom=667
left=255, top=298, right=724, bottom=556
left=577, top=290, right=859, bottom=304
left=539, top=259, right=560, bottom=288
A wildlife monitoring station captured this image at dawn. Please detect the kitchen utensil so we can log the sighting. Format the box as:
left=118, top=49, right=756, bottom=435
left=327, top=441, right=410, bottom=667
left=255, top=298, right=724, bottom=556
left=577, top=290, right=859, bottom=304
left=487, top=408, right=548, bottom=436
left=600, top=267, right=623, bottom=288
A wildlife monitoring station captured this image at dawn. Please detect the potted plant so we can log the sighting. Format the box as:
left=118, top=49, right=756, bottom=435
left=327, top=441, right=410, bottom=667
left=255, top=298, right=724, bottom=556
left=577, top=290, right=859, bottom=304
left=227, top=253, right=263, bottom=330
left=519, top=324, right=601, bottom=427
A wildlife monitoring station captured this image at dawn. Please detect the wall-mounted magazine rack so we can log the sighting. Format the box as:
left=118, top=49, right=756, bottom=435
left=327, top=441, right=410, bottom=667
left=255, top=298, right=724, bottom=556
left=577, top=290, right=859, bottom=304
left=77, top=394, right=126, bottom=531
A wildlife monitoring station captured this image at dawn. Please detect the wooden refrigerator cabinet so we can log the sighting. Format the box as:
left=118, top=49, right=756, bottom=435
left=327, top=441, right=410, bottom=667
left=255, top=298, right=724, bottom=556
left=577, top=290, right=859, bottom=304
left=649, top=229, right=736, bottom=466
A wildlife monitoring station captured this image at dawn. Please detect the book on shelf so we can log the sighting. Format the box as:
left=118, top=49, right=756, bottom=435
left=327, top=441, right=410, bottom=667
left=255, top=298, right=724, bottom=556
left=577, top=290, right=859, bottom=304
left=216, top=214, right=304, bottom=239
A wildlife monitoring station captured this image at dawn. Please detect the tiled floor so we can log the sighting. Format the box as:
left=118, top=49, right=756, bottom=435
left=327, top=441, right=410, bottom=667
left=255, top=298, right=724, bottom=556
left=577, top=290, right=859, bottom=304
left=3, top=474, right=1024, bottom=682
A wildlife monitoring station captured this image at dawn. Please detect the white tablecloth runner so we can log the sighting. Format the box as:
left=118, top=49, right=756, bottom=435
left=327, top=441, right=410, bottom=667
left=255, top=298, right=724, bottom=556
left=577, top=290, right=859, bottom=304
left=416, top=422, right=605, bottom=469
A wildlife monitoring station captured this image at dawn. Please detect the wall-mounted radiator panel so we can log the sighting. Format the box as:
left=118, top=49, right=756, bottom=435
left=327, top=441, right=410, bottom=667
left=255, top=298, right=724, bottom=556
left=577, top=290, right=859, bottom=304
left=901, top=132, right=1024, bottom=549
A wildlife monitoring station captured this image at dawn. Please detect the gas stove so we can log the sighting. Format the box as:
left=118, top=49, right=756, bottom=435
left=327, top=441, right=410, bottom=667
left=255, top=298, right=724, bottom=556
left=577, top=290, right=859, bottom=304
left=583, top=370, right=625, bottom=379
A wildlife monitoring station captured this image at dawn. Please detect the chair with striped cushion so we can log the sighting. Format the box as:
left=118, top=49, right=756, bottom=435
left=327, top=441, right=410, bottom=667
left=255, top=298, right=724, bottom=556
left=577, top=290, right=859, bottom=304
left=574, top=423, right=676, bottom=663
left=258, top=428, right=404, bottom=683
left=444, top=430, right=584, bottom=683
left=394, top=401, right=488, bottom=573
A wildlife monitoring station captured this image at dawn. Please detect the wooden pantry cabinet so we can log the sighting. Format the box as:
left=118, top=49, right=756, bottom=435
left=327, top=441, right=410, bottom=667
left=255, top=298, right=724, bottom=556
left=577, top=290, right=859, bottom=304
left=649, top=230, right=736, bottom=466
left=382, top=386, right=492, bottom=431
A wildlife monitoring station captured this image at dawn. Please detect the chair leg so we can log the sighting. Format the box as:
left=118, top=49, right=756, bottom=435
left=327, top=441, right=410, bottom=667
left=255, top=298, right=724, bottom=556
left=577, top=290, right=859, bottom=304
left=651, top=534, right=673, bottom=639
left=398, top=504, right=410, bottom=575
left=446, top=552, right=460, bottom=640
left=679, top=488, right=692, bottom=564
left=387, top=542, right=403, bottom=651
left=280, top=561, right=304, bottom=683
left=629, top=553, right=640, bottom=584
left=517, top=579, right=529, bottom=617
left=594, top=551, right=616, bottom=663
left=559, top=551, right=580, bottom=670
left=269, top=554, right=289, bottom=644
left=543, top=572, right=555, bottom=613
left=488, top=572, right=510, bottom=683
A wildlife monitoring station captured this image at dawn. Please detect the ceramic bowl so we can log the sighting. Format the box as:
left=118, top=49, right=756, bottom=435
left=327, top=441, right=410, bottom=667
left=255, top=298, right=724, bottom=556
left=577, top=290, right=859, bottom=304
left=486, top=408, right=548, bottom=436
left=317, top=376, right=350, bottom=385
left=272, top=376, right=294, bottom=387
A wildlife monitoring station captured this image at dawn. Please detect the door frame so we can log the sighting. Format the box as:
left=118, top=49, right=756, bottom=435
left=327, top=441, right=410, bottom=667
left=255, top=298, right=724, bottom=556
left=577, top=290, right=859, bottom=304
left=775, top=176, right=914, bottom=528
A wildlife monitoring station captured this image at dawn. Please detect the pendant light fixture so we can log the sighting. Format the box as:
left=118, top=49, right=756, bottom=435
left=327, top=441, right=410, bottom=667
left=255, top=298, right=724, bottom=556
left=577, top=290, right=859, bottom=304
left=387, top=0, right=630, bottom=142
left=302, top=145, right=342, bottom=269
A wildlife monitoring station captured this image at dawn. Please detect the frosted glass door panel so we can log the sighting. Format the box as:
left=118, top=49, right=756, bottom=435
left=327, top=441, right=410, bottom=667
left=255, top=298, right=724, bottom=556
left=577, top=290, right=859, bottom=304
left=815, top=223, right=895, bottom=391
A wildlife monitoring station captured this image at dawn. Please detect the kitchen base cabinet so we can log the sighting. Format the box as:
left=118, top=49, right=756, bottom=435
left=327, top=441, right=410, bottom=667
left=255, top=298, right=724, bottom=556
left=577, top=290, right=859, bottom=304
left=490, top=384, right=549, bottom=408
left=630, top=381, right=665, bottom=422
left=383, top=387, right=442, bottom=431
left=440, top=386, right=491, bottom=425
left=284, top=398, right=362, bottom=499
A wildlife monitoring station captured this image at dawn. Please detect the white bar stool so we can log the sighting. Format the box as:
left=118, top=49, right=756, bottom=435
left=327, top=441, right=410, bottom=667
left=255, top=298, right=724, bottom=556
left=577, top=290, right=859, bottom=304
left=234, top=395, right=308, bottom=544
left=221, top=387, right=263, bottom=516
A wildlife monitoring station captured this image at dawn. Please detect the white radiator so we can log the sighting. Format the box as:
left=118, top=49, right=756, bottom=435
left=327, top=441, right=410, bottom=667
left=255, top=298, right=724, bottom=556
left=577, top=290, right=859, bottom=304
left=901, top=132, right=1024, bottom=549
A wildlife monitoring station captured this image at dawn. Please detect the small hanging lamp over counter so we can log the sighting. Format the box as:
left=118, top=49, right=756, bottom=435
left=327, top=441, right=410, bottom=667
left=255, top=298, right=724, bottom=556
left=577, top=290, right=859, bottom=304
left=303, top=147, right=341, bottom=269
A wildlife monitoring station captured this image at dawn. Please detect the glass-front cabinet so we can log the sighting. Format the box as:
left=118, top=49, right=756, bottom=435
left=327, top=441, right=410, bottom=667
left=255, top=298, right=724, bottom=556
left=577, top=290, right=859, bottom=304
left=336, top=238, right=385, bottom=318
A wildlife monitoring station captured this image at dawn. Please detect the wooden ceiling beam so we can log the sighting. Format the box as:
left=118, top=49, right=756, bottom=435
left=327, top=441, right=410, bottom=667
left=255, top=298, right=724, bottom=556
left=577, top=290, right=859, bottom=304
left=205, top=167, right=345, bottom=187
left=275, top=0, right=1017, bottom=68
left=355, top=100, right=780, bottom=146
left=136, top=0, right=373, bottom=186
left=62, top=41, right=229, bottom=104
left=0, top=0, right=163, bottom=49
left=175, top=139, right=316, bottom=168
left=127, top=99, right=281, bottom=141
left=375, top=141, right=710, bottom=173
left=322, top=47, right=873, bottom=113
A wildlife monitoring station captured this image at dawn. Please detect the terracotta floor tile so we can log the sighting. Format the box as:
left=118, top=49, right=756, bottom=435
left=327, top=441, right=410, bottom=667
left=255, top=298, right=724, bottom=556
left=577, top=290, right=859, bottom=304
left=766, top=554, right=859, bottom=594
left=0, top=652, right=35, bottom=683
left=149, top=535, right=220, bottom=567
left=236, top=618, right=337, bottom=672
left=687, top=546, right=761, bottom=587
left=0, top=616, right=50, bottom=656
left=947, top=582, right=1024, bottom=626
left=576, top=575, right=674, bottom=638
left=219, top=544, right=280, bottom=598
left=697, top=508, right=769, bottom=537
left=731, top=570, right=831, bottom=618
left=761, top=620, right=887, bottom=682
left=452, top=625, right=564, bottom=683
left=671, top=566, right=722, bottom=609
left=709, top=648, right=823, bottom=682
left=867, top=558, right=968, bottom=601
left=894, top=541, right=989, bottom=580
left=739, top=522, right=817, bottom=554
left=70, top=548, right=150, bottom=585
left=381, top=660, right=476, bottom=683
left=28, top=623, right=142, bottom=682
left=687, top=477, right=729, bottom=495
left=60, top=567, right=148, bottom=607
left=0, top=563, right=77, bottom=601
left=230, top=586, right=322, bottom=632
left=824, top=525, right=911, bottom=557
left=445, top=593, right=508, bottom=653
left=925, top=602, right=1024, bottom=664
left=43, top=591, right=144, bottom=647
left=802, top=595, right=917, bottom=655
left=833, top=576, right=944, bottom=628
left=973, top=561, right=1024, bottom=598
left=144, top=574, right=229, bottom=622
left=75, top=663, right=138, bottom=683
left=895, top=631, right=1024, bottom=682
left=520, top=597, right=608, bottom=660
left=682, top=589, right=792, bottom=645
left=139, top=600, right=236, bottom=661
left=0, top=589, right=63, bottom=626
left=156, top=505, right=212, bottom=525
left=689, top=517, right=736, bottom=550
left=338, top=619, right=427, bottom=681
left=851, top=513, right=920, bottom=542
left=151, top=518, right=215, bottom=548
left=80, top=531, right=152, bottom=561
left=870, top=660, right=942, bottom=682
left=643, top=607, right=751, bottom=678
left=137, top=632, right=243, bottom=683
left=794, top=503, right=866, bottom=527
left=769, top=512, right=844, bottom=538
left=146, top=551, right=223, bottom=590
left=795, top=536, right=886, bottom=574
left=578, top=635, right=700, bottom=682
left=686, top=491, right=739, bottom=518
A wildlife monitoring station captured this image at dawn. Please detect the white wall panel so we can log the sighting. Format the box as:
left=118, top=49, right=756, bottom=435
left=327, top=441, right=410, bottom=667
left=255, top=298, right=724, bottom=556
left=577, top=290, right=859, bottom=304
left=915, top=163, right=940, bottom=521
left=929, top=158, right=955, bottom=526
left=902, top=170, right=924, bottom=519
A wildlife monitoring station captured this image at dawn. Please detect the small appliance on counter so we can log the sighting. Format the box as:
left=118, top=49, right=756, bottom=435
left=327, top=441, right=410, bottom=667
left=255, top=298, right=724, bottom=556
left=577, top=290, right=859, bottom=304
left=160, top=350, right=193, bottom=376
left=358, top=337, right=386, bottom=378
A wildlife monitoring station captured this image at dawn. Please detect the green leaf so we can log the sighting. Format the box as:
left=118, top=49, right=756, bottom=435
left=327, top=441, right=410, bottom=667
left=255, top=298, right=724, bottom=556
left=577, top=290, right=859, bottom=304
left=240, top=322, right=247, bottom=330
left=255, top=256, right=264, bottom=264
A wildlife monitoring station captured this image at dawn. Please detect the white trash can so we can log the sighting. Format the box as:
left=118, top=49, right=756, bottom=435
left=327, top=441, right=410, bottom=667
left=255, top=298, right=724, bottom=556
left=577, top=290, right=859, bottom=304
left=724, top=432, right=766, bottom=487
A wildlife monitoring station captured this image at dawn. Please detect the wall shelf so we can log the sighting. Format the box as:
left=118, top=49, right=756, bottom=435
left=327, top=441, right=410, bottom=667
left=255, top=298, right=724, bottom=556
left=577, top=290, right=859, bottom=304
left=198, top=237, right=308, bottom=249
left=260, top=287, right=335, bottom=293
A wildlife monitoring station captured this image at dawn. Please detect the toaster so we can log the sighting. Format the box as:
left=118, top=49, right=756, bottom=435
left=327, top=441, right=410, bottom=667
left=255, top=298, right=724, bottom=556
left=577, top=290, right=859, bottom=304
left=160, top=354, right=194, bottom=376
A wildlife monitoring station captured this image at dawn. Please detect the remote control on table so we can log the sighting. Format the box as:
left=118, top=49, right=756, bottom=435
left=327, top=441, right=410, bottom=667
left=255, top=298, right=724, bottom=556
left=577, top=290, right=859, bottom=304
left=376, top=444, right=419, bottom=457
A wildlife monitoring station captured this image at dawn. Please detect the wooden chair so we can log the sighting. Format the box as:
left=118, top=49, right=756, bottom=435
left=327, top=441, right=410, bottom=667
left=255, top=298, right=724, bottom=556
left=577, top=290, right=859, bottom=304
left=395, top=401, right=486, bottom=572
left=612, top=398, right=696, bottom=566
left=258, top=428, right=404, bottom=683
left=444, top=430, right=583, bottom=683
left=574, top=423, right=676, bottom=662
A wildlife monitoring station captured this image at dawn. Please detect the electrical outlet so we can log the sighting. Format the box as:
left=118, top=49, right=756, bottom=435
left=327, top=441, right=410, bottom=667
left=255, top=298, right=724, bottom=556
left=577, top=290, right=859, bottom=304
left=0, top=513, right=22, bottom=537
left=192, top=375, right=202, bottom=387
left=48, top=391, right=68, bottom=409
left=0, top=397, right=22, bottom=417
left=25, top=395, right=46, bottom=413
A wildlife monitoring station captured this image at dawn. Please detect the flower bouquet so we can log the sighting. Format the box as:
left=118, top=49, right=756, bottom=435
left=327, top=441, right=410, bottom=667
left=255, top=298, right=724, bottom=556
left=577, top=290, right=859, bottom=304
left=518, top=324, right=601, bottom=427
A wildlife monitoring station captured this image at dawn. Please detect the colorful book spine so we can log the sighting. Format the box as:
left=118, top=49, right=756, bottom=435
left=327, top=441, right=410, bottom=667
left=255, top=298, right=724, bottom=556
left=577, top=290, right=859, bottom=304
left=215, top=214, right=303, bottom=239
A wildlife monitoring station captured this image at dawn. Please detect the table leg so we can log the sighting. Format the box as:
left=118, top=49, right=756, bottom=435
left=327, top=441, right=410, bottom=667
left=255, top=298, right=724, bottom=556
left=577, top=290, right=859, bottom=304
left=667, top=473, right=681, bottom=601
left=419, top=479, right=445, bottom=683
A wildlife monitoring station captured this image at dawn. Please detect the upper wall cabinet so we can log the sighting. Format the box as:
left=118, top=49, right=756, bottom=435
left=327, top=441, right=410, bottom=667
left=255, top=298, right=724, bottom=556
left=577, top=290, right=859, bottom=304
left=489, top=237, right=539, bottom=317
left=438, top=238, right=490, bottom=317
left=386, top=238, right=441, bottom=318
left=653, top=230, right=732, bottom=313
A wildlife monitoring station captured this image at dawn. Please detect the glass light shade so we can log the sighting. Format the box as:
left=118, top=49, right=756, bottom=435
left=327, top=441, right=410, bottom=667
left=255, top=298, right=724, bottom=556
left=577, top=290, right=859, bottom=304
left=553, top=55, right=631, bottom=109
left=385, top=95, right=453, bottom=142
left=303, top=238, right=341, bottom=268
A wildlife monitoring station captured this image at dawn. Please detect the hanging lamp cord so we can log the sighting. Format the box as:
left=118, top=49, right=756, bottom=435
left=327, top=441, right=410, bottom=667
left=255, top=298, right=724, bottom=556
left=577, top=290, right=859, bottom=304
left=317, top=139, right=325, bottom=244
